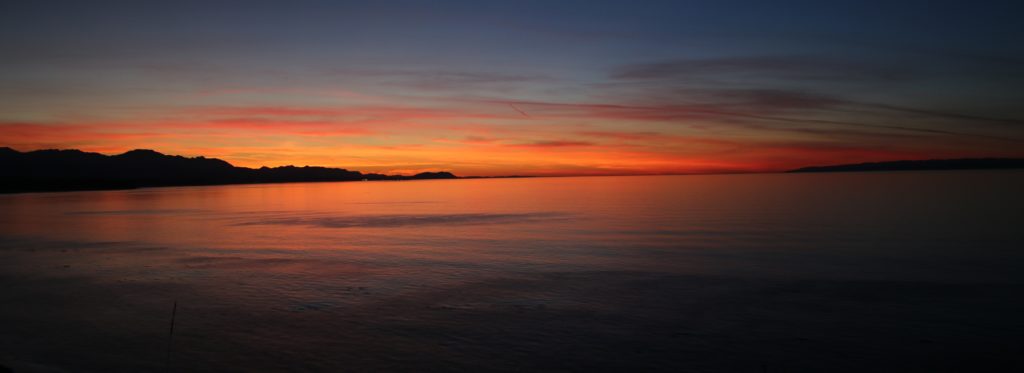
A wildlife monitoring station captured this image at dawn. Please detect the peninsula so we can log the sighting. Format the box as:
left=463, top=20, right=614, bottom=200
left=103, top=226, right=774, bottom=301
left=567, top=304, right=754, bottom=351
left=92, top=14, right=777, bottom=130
left=789, top=158, right=1024, bottom=173
left=0, top=147, right=456, bottom=193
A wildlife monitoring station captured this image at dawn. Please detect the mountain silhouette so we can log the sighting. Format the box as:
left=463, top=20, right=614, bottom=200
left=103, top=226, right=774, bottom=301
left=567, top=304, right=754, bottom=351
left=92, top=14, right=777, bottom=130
left=789, top=158, right=1024, bottom=173
left=0, top=147, right=456, bottom=193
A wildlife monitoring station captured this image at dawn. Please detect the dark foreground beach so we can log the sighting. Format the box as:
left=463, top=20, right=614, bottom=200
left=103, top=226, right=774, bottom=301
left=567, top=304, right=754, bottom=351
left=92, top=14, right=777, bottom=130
left=2, top=172, right=1023, bottom=372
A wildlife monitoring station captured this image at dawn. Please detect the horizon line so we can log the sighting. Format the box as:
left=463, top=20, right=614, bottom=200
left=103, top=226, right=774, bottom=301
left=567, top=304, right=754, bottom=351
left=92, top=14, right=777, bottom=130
left=5, top=145, right=1021, bottom=178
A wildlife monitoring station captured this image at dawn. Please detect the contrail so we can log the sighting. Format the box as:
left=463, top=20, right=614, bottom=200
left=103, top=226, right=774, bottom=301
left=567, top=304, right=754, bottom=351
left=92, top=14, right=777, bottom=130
left=509, top=103, right=530, bottom=118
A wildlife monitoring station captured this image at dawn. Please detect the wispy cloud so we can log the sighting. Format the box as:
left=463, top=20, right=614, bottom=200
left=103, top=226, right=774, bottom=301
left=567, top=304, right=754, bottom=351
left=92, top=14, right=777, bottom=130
left=576, top=131, right=666, bottom=141
left=610, top=56, right=915, bottom=83
left=196, top=105, right=505, bottom=121
left=511, top=140, right=594, bottom=148
left=480, top=98, right=1012, bottom=140
left=329, top=69, right=551, bottom=91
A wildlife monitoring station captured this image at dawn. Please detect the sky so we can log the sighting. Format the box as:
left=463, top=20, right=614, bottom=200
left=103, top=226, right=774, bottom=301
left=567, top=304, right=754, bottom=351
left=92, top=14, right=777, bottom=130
left=2, top=0, right=1023, bottom=176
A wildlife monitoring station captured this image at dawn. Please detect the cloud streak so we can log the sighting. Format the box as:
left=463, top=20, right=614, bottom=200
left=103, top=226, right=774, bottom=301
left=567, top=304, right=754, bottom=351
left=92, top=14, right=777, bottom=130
left=610, top=56, right=915, bottom=83
left=481, top=99, right=1020, bottom=141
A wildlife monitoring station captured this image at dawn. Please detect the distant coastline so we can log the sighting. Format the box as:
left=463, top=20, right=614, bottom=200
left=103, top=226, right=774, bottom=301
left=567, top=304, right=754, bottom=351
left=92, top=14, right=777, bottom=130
left=6, top=147, right=1024, bottom=194
left=0, top=147, right=456, bottom=194
left=788, top=158, right=1024, bottom=173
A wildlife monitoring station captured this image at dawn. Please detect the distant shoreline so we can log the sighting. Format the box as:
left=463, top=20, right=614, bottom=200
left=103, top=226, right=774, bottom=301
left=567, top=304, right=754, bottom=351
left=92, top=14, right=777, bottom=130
left=4, top=147, right=1023, bottom=194
left=788, top=158, right=1024, bottom=173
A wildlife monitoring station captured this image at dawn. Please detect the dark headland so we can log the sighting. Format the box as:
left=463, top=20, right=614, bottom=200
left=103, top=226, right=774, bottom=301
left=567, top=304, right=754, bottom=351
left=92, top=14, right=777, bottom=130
left=0, top=147, right=456, bottom=193
left=788, top=158, right=1024, bottom=173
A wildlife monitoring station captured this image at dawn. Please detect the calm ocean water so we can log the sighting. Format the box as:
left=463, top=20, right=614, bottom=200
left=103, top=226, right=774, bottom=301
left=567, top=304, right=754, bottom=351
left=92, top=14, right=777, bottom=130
left=2, top=172, right=1023, bottom=372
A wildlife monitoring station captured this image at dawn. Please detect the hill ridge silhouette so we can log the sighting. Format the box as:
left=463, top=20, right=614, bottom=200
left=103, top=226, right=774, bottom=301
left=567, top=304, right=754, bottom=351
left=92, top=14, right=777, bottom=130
left=0, top=147, right=456, bottom=193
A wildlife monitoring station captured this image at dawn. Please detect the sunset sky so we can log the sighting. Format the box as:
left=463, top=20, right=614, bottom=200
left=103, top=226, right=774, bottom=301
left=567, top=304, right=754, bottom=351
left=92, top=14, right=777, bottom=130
left=2, top=1, right=1023, bottom=175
